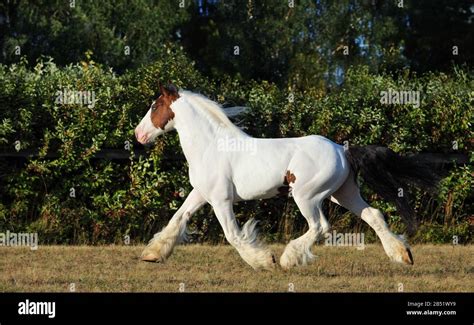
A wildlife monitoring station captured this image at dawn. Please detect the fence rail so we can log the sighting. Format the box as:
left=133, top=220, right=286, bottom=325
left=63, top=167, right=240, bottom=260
left=0, top=149, right=468, bottom=164
left=0, top=149, right=184, bottom=160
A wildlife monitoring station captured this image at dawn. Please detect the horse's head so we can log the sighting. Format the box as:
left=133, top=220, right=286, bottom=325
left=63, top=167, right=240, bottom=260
left=135, top=83, right=180, bottom=145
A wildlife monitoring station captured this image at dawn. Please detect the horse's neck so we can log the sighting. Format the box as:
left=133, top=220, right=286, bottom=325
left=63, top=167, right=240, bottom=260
left=175, top=110, right=215, bottom=161
left=174, top=101, right=243, bottom=166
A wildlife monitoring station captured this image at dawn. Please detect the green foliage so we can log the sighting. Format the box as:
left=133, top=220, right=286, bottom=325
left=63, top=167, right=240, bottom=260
left=0, top=0, right=189, bottom=72
left=0, top=55, right=472, bottom=244
left=181, top=0, right=473, bottom=88
left=3, top=1, right=472, bottom=87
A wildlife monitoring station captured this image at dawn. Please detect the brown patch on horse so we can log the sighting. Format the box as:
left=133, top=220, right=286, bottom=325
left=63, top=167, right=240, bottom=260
left=150, top=84, right=180, bottom=129
left=278, top=170, right=296, bottom=196
left=285, top=170, right=296, bottom=184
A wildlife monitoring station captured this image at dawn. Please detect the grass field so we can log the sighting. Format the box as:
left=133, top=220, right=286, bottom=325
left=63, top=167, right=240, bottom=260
left=0, top=244, right=472, bottom=292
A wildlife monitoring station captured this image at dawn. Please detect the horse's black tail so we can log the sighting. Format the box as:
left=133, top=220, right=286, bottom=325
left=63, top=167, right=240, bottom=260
left=345, top=145, right=445, bottom=236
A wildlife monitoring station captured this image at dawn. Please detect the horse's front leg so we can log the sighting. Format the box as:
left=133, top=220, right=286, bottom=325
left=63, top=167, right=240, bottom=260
left=212, top=200, right=276, bottom=270
left=141, top=188, right=206, bottom=262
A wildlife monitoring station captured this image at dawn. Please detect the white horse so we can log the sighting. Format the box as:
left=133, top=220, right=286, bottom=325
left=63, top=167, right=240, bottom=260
left=134, top=84, right=440, bottom=270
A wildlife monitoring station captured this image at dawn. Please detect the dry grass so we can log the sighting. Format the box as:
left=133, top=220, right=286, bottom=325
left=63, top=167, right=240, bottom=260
left=0, top=244, right=472, bottom=292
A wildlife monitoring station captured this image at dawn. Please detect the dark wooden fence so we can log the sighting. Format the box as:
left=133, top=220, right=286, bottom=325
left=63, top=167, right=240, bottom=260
left=0, top=149, right=468, bottom=164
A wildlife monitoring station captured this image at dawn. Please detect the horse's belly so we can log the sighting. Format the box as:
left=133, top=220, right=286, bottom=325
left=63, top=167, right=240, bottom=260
left=231, top=161, right=289, bottom=201
left=233, top=184, right=281, bottom=201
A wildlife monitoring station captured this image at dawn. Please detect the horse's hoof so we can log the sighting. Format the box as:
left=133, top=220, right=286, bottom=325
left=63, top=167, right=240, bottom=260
left=391, top=246, right=414, bottom=265
left=141, top=253, right=161, bottom=263
left=263, top=254, right=277, bottom=271
left=279, top=254, right=296, bottom=270
left=402, top=248, right=414, bottom=265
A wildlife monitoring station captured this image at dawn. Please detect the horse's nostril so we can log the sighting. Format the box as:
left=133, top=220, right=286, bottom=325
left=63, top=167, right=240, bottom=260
left=135, top=128, right=143, bottom=142
left=134, top=129, right=149, bottom=144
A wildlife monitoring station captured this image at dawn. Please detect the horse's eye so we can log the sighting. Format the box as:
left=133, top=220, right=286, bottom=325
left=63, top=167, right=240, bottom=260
left=152, top=105, right=157, bottom=112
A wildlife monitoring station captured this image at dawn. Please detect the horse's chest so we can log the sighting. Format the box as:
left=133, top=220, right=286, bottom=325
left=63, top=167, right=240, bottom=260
left=187, top=164, right=219, bottom=192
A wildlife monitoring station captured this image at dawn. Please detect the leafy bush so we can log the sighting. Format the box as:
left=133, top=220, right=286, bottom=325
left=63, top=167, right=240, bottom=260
left=0, top=56, right=472, bottom=244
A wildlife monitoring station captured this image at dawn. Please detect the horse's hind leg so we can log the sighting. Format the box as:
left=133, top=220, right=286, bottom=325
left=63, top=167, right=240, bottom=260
left=330, top=173, right=414, bottom=265
left=280, top=192, right=329, bottom=269
left=141, top=188, right=206, bottom=262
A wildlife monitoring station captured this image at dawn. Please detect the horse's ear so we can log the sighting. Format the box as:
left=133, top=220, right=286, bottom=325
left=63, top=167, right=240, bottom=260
left=159, top=82, right=166, bottom=95
left=167, top=81, right=178, bottom=94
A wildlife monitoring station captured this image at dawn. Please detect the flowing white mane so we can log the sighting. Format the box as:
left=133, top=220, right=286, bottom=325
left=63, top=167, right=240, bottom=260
left=179, top=90, right=249, bottom=137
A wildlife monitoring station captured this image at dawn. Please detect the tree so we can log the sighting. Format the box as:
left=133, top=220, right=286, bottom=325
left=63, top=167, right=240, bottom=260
left=402, top=0, right=474, bottom=72
left=0, top=0, right=189, bottom=72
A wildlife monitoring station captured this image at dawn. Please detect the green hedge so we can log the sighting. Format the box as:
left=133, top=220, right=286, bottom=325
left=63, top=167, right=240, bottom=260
left=0, top=52, right=472, bottom=244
